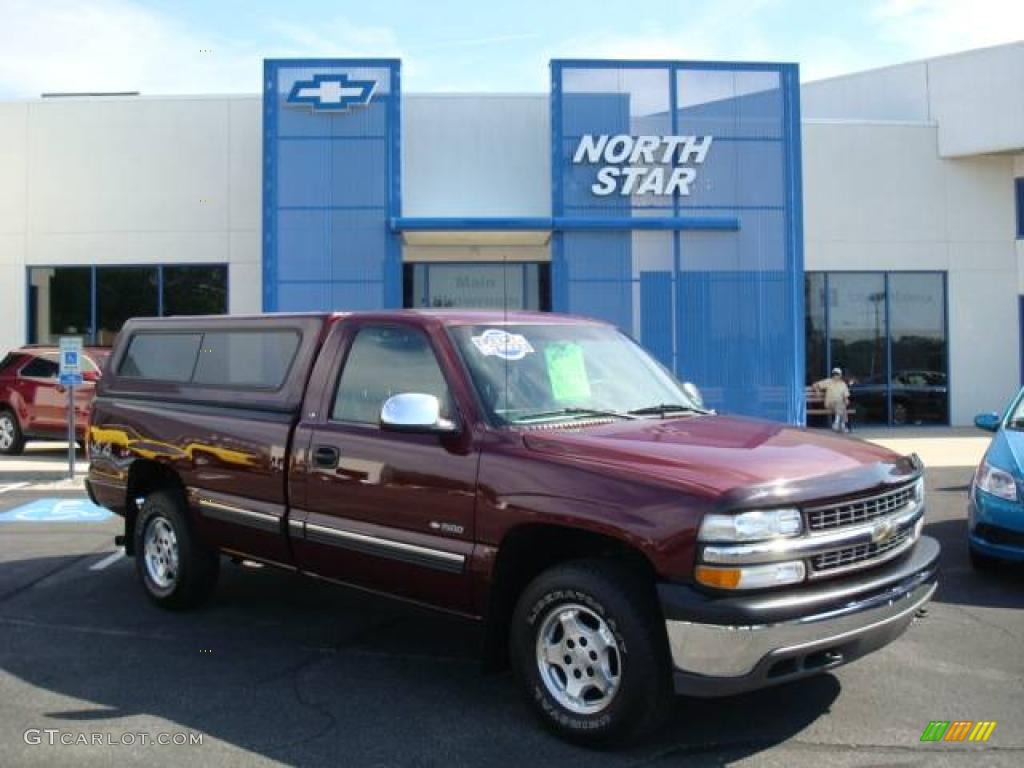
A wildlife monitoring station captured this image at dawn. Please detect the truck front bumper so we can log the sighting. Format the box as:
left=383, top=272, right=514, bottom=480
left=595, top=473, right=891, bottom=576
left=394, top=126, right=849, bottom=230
left=658, top=535, right=939, bottom=697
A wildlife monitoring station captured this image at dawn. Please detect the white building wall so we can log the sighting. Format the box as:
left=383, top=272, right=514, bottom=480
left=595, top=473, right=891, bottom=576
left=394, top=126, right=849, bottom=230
left=802, top=42, right=1024, bottom=158
left=927, top=43, right=1024, bottom=158
left=803, top=120, right=1020, bottom=424
left=800, top=62, right=930, bottom=122
left=0, top=102, right=28, bottom=358
left=1016, top=155, right=1024, bottom=298
left=0, top=95, right=261, bottom=355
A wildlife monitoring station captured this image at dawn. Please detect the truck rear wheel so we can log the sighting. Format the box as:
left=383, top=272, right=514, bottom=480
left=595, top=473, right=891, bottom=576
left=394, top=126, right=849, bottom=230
left=509, top=559, right=671, bottom=745
left=134, top=489, right=219, bottom=610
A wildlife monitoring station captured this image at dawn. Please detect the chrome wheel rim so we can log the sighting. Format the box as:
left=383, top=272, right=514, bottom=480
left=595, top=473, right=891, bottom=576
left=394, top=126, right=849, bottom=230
left=0, top=415, right=13, bottom=450
left=535, top=602, right=621, bottom=715
left=143, top=516, right=179, bottom=589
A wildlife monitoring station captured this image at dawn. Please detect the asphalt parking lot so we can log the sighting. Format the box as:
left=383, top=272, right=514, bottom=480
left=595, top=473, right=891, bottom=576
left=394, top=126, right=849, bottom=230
left=0, top=462, right=1022, bottom=767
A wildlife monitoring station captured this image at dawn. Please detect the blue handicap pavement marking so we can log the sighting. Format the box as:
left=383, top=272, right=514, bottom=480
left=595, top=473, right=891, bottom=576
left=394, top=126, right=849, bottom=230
left=0, top=498, right=111, bottom=523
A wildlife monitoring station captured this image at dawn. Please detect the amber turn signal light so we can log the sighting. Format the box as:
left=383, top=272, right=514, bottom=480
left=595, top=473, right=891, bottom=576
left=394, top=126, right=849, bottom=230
left=695, top=565, right=742, bottom=589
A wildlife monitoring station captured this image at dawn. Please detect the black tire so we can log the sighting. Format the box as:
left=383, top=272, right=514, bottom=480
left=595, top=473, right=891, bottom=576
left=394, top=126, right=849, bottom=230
left=0, top=408, right=25, bottom=456
left=969, top=546, right=999, bottom=572
left=134, top=489, right=219, bottom=610
left=509, top=559, right=671, bottom=746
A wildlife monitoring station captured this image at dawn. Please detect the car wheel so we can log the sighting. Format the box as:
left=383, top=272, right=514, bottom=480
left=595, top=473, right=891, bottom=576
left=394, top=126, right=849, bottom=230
left=134, top=489, right=219, bottom=610
left=510, top=559, right=671, bottom=745
left=969, top=546, right=999, bottom=572
left=0, top=409, right=25, bottom=456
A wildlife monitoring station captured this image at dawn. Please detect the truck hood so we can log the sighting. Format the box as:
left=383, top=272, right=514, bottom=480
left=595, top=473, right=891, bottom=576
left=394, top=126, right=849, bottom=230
left=522, top=415, right=909, bottom=499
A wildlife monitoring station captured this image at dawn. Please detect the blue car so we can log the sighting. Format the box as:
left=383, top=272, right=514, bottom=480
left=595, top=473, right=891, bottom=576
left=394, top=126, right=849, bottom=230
left=970, top=398, right=1024, bottom=569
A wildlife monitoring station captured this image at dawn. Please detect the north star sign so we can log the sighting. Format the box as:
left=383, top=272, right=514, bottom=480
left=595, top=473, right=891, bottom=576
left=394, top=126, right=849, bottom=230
left=572, top=134, right=713, bottom=196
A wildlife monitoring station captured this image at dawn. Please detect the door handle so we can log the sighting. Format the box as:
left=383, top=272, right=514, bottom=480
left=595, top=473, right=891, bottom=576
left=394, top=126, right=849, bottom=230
left=313, top=445, right=339, bottom=469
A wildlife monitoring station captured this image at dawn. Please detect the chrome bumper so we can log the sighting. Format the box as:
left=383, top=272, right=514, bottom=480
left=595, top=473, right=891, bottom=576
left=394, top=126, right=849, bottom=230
left=661, top=536, right=939, bottom=696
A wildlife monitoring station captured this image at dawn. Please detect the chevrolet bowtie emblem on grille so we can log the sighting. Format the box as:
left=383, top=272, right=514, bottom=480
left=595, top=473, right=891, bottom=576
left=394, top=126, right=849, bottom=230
left=286, top=73, right=377, bottom=112
left=871, top=519, right=896, bottom=545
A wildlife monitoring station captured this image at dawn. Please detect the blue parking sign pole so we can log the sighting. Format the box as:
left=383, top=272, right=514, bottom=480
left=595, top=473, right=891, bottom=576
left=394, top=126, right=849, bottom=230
left=67, top=383, right=74, bottom=479
left=59, top=337, right=83, bottom=480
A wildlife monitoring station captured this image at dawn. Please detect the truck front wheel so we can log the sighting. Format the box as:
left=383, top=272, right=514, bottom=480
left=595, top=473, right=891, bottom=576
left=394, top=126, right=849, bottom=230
left=134, top=489, right=219, bottom=610
left=509, top=560, right=671, bottom=745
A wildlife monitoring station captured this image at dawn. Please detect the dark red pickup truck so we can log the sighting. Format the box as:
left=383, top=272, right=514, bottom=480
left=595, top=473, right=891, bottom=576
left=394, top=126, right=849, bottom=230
left=86, top=311, right=938, bottom=744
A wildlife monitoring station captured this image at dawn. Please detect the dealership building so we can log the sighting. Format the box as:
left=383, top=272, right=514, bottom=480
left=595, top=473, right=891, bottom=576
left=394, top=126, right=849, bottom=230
left=1, top=42, right=1022, bottom=426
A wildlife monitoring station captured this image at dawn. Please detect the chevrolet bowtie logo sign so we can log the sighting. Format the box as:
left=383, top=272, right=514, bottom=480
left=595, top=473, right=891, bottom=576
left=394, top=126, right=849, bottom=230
left=286, top=73, right=377, bottom=112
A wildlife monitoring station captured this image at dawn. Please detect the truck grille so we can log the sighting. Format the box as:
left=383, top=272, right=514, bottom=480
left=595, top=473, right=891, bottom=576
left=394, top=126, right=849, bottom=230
left=811, top=527, right=913, bottom=573
left=806, top=484, right=915, bottom=532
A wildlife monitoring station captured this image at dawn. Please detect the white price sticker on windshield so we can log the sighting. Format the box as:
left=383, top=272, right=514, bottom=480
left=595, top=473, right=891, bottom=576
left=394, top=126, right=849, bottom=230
left=471, top=329, right=535, bottom=361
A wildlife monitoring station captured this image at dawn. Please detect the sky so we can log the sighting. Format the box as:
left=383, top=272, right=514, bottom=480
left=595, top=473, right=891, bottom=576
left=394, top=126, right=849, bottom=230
left=0, top=0, right=1021, bottom=97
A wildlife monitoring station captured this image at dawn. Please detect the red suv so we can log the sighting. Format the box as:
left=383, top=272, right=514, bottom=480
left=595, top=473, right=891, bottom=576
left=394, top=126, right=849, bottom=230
left=0, top=346, right=109, bottom=455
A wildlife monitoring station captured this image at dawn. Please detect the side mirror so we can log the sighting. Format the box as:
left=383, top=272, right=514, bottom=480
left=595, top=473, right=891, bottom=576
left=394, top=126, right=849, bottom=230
left=974, top=412, right=1001, bottom=433
left=682, top=381, right=705, bottom=410
left=380, top=393, right=457, bottom=434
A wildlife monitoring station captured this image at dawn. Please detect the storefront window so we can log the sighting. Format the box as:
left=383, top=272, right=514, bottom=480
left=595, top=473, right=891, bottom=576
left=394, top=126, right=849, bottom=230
left=28, top=267, right=91, bottom=344
left=889, top=273, right=948, bottom=425
left=27, top=264, right=229, bottom=346
left=164, top=265, right=228, bottom=316
left=829, top=273, right=888, bottom=425
left=96, top=267, right=158, bottom=346
left=805, top=272, right=827, bottom=385
left=805, top=271, right=948, bottom=426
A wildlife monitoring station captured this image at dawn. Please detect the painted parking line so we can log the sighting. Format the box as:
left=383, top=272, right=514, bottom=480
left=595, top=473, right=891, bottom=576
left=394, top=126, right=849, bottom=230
left=0, top=497, right=111, bottom=523
left=0, top=482, right=30, bottom=495
left=89, top=550, right=125, bottom=571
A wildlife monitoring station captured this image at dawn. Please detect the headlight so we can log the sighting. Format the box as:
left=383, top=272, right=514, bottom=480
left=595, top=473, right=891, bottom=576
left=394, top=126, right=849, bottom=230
left=974, top=460, right=1017, bottom=501
left=698, top=508, right=802, bottom=542
left=696, top=561, right=806, bottom=590
left=912, top=477, right=925, bottom=505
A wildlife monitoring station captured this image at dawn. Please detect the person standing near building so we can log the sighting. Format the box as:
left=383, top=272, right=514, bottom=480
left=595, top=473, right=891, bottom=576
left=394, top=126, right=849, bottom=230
left=814, top=368, right=851, bottom=432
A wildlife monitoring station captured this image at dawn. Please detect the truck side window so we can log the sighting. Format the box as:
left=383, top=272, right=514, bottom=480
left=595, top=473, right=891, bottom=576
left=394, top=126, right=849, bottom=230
left=332, top=326, right=452, bottom=425
left=119, top=333, right=201, bottom=382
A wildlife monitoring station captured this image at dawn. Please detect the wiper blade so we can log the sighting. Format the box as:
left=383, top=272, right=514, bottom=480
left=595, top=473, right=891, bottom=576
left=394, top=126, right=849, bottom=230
left=511, top=407, right=638, bottom=424
left=627, top=403, right=704, bottom=416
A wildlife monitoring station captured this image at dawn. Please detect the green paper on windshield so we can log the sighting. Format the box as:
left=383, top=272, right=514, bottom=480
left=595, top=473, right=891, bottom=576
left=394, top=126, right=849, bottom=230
left=545, top=342, right=591, bottom=402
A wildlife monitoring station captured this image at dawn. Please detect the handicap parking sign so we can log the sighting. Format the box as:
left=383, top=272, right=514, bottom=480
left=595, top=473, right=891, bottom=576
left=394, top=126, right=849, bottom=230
left=59, top=337, right=83, bottom=377
left=0, top=498, right=111, bottom=523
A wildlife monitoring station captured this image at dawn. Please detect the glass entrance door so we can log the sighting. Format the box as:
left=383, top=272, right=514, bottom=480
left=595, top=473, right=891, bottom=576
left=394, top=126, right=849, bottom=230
left=404, top=263, right=549, bottom=311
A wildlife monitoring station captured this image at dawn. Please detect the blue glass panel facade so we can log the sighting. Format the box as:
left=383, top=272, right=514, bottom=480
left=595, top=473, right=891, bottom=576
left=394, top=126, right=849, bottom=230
left=551, top=61, right=805, bottom=423
left=263, top=60, right=401, bottom=312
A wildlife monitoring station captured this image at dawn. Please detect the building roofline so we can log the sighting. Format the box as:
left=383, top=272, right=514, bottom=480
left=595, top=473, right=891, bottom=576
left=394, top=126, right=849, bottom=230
left=802, top=118, right=938, bottom=127
left=804, top=40, right=1024, bottom=87
left=405, top=92, right=545, bottom=99
left=0, top=93, right=261, bottom=104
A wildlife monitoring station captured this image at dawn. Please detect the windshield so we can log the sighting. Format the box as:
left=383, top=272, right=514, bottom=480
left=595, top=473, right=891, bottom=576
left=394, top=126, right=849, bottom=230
left=1007, top=392, right=1024, bottom=430
left=449, top=323, right=700, bottom=425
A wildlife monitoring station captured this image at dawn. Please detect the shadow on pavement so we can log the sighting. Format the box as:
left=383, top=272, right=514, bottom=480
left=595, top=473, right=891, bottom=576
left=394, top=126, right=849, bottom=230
left=0, top=551, right=841, bottom=766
